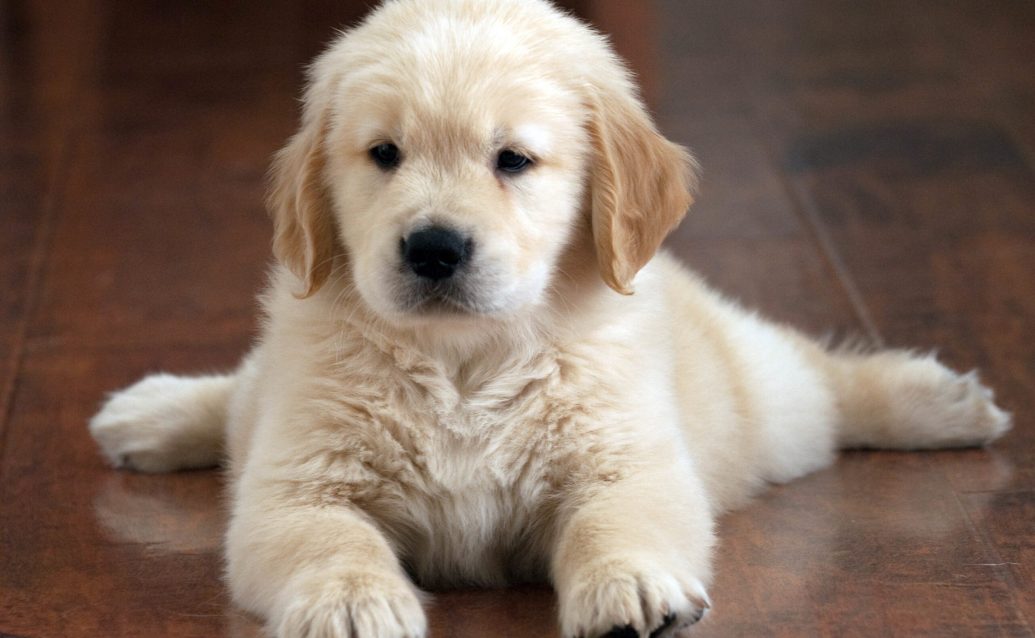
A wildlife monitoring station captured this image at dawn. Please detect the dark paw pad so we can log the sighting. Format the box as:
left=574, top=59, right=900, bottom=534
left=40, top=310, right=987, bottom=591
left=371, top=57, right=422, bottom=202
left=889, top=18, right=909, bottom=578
left=649, top=613, right=677, bottom=638
left=687, top=605, right=708, bottom=625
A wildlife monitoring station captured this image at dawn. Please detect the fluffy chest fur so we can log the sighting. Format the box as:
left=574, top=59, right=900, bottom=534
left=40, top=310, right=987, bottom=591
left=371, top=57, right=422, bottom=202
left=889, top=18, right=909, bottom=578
left=345, top=343, right=575, bottom=588
left=249, top=273, right=679, bottom=585
left=285, top=324, right=573, bottom=584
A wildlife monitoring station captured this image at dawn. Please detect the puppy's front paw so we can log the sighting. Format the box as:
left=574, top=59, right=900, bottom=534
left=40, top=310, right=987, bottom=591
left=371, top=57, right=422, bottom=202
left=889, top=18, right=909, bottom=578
left=559, top=557, right=710, bottom=638
left=273, top=569, right=427, bottom=638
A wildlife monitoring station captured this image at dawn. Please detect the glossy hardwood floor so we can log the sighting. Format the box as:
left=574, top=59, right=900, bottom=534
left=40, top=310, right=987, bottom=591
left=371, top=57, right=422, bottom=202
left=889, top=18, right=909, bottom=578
left=1, top=1, right=1033, bottom=636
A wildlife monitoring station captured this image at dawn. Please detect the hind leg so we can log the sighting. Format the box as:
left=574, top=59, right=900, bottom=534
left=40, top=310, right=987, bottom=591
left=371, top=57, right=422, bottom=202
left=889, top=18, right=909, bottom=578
left=832, top=350, right=1011, bottom=450
left=89, top=373, right=235, bottom=472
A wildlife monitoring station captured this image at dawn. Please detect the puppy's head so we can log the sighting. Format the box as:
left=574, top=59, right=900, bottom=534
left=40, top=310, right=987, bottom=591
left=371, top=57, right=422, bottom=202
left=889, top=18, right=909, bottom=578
left=269, top=0, right=696, bottom=326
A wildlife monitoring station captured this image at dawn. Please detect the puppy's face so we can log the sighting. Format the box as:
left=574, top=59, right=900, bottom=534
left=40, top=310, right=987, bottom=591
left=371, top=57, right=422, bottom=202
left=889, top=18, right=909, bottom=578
left=327, top=62, right=589, bottom=323
left=269, top=1, right=696, bottom=330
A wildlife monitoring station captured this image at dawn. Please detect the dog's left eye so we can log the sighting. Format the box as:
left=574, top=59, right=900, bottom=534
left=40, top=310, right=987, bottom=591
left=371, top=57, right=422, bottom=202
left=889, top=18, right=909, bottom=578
left=370, top=142, right=401, bottom=169
left=496, top=150, right=532, bottom=174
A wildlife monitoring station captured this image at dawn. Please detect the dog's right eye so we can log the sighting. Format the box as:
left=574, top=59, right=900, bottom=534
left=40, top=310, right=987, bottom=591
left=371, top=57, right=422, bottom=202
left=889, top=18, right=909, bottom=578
left=370, top=143, right=401, bottom=169
left=497, top=149, right=532, bottom=174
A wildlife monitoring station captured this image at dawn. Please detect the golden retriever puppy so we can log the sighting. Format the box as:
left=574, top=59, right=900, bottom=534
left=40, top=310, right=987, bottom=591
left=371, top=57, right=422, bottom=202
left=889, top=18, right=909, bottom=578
left=89, top=0, right=1011, bottom=636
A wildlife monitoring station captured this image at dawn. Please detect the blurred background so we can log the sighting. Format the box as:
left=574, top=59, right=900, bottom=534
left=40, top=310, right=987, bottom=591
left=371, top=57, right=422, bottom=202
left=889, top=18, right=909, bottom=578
left=1, top=1, right=1032, bottom=636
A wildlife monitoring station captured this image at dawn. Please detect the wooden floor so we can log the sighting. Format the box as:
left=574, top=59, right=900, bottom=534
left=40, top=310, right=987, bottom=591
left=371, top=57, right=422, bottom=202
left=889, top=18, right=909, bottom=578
left=1, top=1, right=1033, bottom=636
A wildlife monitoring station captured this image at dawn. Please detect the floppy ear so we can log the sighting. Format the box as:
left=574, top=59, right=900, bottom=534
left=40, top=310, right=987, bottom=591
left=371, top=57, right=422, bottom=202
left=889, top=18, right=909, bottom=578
left=587, top=85, right=698, bottom=295
left=267, top=85, right=337, bottom=298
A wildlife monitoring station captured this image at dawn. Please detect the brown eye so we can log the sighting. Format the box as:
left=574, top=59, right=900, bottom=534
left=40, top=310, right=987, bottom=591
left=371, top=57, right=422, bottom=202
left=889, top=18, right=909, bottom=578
left=370, top=143, right=401, bottom=169
left=497, top=149, right=532, bottom=173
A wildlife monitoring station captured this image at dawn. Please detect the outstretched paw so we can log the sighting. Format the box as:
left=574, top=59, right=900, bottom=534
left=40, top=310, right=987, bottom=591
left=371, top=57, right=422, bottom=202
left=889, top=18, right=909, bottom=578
left=88, top=373, right=230, bottom=472
left=560, top=557, right=710, bottom=638
left=900, top=363, right=1012, bottom=448
left=273, top=569, right=427, bottom=638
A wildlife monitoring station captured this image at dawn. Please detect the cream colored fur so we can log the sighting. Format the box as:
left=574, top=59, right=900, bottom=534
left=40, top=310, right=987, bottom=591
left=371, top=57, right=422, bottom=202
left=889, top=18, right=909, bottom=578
left=89, top=1, right=1011, bottom=637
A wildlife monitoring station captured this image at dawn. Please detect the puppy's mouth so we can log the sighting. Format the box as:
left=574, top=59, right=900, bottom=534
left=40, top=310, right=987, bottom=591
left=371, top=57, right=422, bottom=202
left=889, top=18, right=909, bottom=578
left=398, top=280, right=488, bottom=316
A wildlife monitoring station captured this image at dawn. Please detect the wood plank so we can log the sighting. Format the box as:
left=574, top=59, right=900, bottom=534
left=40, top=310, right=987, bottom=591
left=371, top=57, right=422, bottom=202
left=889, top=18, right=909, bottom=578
left=427, top=586, right=557, bottom=637
left=663, top=114, right=862, bottom=338
left=0, top=0, right=87, bottom=448
left=696, top=453, right=1030, bottom=636
left=652, top=1, right=870, bottom=338
left=738, top=0, right=1035, bottom=493
left=0, top=347, right=241, bottom=637
left=0, top=120, right=45, bottom=447
left=24, top=3, right=290, bottom=351
left=18, top=1, right=370, bottom=353
left=963, top=491, right=1035, bottom=630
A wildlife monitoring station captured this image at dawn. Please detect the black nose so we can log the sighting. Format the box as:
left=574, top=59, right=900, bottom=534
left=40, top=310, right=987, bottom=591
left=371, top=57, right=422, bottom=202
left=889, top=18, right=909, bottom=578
left=401, top=226, right=469, bottom=281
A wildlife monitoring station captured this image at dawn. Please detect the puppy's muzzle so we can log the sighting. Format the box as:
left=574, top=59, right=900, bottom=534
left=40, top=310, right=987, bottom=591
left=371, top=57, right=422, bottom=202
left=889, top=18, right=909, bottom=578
left=401, top=226, right=470, bottom=281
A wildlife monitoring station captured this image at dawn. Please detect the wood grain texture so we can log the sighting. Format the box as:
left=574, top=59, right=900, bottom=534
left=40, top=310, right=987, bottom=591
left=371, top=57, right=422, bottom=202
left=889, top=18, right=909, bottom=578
left=1, top=1, right=1032, bottom=636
